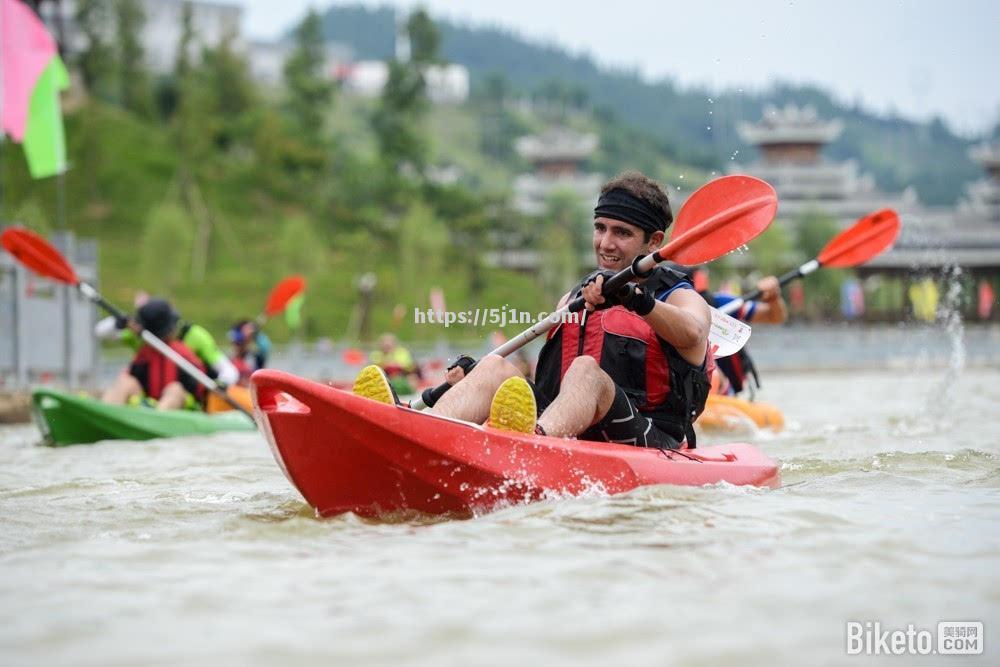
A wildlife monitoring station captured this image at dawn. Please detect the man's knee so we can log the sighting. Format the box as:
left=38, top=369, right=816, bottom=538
left=565, top=355, right=603, bottom=381
left=564, top=356, right=615, bottom=401
left=472, top=354, right=522, bottom=382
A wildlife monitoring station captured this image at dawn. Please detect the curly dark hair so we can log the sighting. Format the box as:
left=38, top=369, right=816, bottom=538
left=600, top=170, right=673, bottom=240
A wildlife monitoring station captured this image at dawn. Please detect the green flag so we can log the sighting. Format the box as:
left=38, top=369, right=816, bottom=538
left=285, top=293, right=305, bottom=330
left=23, top=56, right=69, bottom=178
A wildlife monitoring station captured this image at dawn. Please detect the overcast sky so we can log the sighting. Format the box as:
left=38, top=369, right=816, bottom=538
left=239, top=0, right=1000, bottom=136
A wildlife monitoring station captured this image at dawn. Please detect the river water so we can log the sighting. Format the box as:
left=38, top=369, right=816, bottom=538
left=2, top=363, right=999, bottom=666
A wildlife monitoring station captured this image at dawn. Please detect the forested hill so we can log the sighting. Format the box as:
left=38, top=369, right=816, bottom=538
left=315, top=4, right=993, bottom=206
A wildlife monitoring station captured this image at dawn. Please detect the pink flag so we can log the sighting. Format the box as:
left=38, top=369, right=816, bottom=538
left=1, top=0, right=59, bottom=141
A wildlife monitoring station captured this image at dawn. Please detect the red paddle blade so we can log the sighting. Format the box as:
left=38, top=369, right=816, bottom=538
left=818, top=209, right=900, bottom=268
left=659, top=175, right=777, bottom=265
left=1, top=227, right=80, bottom=285
left=264, top=275, right=306, bottom=317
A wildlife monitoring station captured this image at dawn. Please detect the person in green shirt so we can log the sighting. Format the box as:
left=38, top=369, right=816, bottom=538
left=368, top=333, right=421, bottom=395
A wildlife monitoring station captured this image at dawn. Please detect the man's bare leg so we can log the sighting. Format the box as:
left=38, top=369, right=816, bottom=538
left=102, top=373, right=142, bottom=405
left=428, top=355, right=522, bottom=423
left=157, top=382, right=188, bottom=410
left=537, top=356, right=616, bottom=438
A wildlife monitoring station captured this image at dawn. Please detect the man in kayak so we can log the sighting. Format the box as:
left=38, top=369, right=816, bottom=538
left=228, top=319, right=272, bottom=385
left=96, top=303, right=240, bottom=387
left=100, top=299, right=207, bottom=410
left=355, top=171, right=712, bottom=449
left=688, top=267, right=787, bottom=396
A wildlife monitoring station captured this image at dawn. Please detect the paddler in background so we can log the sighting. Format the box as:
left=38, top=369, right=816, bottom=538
left=96, top=294, right=241, bottom=388
left=369, top=333, right=422, bottom=396
left=228, top=319, right=272, bottom=385
left=357, top=170, right=714, bottom=449
left=100, top=299, right=207, bottom=410
left=687, top=266, right=787, bottom=397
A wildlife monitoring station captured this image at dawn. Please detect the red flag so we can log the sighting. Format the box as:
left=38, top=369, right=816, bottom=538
left=978, top=281, right=995, bottom=320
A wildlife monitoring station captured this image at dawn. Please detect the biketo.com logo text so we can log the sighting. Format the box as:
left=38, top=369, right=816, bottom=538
left=846, top=621, right=983, bottom=656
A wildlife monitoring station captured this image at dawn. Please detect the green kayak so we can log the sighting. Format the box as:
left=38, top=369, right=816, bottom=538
left=31, top=388, right=256, bottom=446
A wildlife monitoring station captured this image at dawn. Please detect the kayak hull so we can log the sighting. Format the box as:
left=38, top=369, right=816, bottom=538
left=31, top=388, right=256, bottom=446
left=251, top=370, right=780, bottom=519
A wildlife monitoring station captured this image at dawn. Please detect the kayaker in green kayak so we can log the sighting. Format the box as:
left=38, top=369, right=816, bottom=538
left=369, top=333, right=422, bottom=396
left=356, top=170, right=713, bottom=449
left=228, top=319, right=273, bottom=385
left=96, top=296, right=240, bottom=387
left=100, top=299, right=208, bottom=410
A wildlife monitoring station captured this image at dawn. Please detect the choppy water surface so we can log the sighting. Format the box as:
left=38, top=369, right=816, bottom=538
left=2, top=367, right=999, bottom=666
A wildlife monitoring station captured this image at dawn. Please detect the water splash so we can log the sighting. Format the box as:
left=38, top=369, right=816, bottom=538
left=938, top=264, right=967, bottom=375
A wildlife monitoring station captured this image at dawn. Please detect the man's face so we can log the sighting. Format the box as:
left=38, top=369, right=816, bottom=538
left=592, top=217, right=662, bottom=272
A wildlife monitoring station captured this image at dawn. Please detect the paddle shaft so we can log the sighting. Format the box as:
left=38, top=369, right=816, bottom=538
left=415, top=254, right=682, bottom=410
left=77, top=282, right=253, bottom=418
left=719, top=259, right=820, bottom=316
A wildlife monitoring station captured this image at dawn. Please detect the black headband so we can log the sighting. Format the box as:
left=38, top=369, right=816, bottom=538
left=594, top=188, right=672, bottom=233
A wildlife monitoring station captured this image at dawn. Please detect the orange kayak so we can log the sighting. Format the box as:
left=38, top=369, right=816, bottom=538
left=205, top=385, right=254, bottom=414
left=698, top=394, right=785, bottom=432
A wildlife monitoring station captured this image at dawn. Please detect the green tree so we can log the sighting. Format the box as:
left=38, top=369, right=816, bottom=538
left=538, top=189, right=587, bottom=302
left=795, top=212, right=847, bottom=319
left=74, top=0, right=115, bottom=100
left=749, top=224, right=796, bottom=276
left=282, top=10, right=334, bottom=144
left=114, top=0, right=154, bottom=117
left=405, top=9, right=441, bottom=65
left=200, top=29, right=258, bottom=150
left=371, top=9, right=441, bottom=174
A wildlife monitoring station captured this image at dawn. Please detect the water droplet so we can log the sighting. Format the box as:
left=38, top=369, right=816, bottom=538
left=679, top=174, right=685, bottom=179
left=706, top=126, right=712, bottom=131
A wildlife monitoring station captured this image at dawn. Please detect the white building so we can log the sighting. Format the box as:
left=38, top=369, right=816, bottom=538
left=331, top=59, right=469, bottom=104
left=41, top=0, right=243, bottom=73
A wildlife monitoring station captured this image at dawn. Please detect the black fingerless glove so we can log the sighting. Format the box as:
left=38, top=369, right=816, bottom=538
left=447, top=354, right=477, bottom=374
left=620, top=283, right=656, bottom=316
left=114, top=315, right=129, bottom=330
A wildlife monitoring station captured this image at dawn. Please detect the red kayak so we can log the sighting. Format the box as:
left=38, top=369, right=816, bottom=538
left=251, top=370, right=781, bottom=518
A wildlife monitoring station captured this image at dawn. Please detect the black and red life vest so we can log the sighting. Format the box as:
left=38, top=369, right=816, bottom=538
left=535, top=267, right=713, bottom=447
left=129, top=340, right=206, bottom=401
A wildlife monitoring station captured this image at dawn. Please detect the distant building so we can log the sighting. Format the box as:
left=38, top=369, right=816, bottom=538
left=729, top=104, right=918, bottom=223
left=40, top=0, right=243, bottom=73
left=248, top=40, right=353, bottom=86
left=330, top=60, right=469, bottom=104
left=512, top=128, right=602, bottom=216
left=865, top=140, right=1000, bottom=276
left=731, top=104, right=1000, bottom=277
left=486, top=128, right=602, bottom=270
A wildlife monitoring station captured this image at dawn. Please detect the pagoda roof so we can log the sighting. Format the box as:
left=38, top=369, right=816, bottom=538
left=738, top=104, right=843, bottom=146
